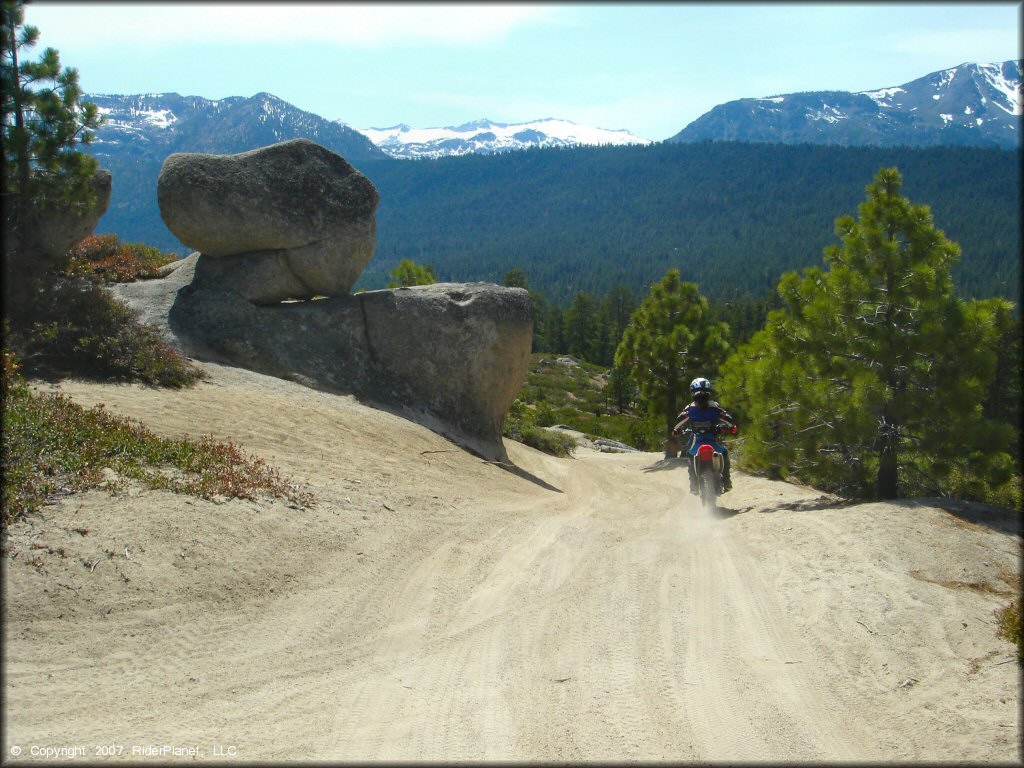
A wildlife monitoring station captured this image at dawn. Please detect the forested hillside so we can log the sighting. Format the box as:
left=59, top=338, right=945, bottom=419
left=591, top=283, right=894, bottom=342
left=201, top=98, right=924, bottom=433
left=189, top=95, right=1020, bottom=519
left=90, top=140, right=1020, bottom=307
left=360, top=142, right=1020, bottom=304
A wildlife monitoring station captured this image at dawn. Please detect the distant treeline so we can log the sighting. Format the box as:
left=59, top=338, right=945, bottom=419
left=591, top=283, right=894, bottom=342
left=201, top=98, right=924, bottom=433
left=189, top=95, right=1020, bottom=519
left=358, top=141, right=1020, bottom=305
left=519, top=275, right=779, bottom=367
left=94, top=141, right=1020, bottom=308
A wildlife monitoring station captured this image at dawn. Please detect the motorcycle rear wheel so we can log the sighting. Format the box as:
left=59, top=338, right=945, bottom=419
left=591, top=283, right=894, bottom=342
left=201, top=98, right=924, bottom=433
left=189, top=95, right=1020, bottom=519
left=699, top=471, right=717, bottom=514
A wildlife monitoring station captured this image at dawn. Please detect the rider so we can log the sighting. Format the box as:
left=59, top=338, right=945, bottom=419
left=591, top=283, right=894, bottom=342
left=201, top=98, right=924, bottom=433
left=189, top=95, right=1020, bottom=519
left=671, top=377, right=737, bottom=495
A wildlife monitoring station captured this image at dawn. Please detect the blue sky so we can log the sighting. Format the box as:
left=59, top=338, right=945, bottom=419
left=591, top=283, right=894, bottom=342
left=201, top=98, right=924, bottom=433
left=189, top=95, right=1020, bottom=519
left=23, top=2, right=1023, bottom=140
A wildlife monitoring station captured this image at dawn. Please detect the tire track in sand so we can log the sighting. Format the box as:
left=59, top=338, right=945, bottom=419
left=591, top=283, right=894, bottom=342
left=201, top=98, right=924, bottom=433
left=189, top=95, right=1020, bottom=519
left=665, top=495, right=884, bottom=761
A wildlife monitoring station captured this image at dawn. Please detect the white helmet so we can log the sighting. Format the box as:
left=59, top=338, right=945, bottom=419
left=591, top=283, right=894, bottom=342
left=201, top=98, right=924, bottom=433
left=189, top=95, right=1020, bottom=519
left=690, top=377, right=712, bottom=397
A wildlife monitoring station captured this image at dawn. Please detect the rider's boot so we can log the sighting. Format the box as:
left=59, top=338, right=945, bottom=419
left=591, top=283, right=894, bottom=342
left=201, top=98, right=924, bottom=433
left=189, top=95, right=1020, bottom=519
left=722, top=453, right=733, bottom=493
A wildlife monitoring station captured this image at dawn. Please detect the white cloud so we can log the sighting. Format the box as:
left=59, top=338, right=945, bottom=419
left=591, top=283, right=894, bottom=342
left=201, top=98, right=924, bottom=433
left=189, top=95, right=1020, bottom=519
left=25, top=3, right=555, bottom=48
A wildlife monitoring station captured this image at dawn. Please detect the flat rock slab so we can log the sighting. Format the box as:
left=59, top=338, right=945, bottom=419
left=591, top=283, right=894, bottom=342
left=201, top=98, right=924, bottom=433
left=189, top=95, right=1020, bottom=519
left=164, top=274, right=532, bottom=461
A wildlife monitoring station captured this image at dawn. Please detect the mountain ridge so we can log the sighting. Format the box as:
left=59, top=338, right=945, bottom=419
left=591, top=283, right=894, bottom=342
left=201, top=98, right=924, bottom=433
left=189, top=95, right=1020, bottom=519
left=350, top=117, right=651, bottom=159
left=78, top=66, right=1020, bottom=306
left=87, top=91, right=386, bottom=162
left=668, top=60, right=1021, bottom=148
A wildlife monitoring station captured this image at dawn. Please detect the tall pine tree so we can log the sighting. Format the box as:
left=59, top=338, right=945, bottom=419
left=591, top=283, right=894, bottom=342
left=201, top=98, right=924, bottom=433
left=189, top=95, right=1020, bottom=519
left=2, top=0, right=102, bottom=262
left=615, top=269, right=730, bottom=457
left=720, top=167, right=1015, bottom=499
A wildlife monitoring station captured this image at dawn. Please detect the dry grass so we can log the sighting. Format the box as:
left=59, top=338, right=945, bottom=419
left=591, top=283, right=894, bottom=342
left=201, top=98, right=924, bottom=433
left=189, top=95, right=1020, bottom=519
left=907, top=568, right=1017, bottom=597
left=2, top=357, right=314, bottom=528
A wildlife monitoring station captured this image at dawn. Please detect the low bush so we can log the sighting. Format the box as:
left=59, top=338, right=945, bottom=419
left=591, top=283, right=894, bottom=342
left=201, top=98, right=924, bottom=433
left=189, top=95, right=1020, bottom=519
left=517, top=426, right=577, bottom=458
left=6, top=280, right=202, bottom=387
left=513, top=354, right=654, bottom=449
left=65, top=234, right=178, bottom=283
left=503, top=399, right=575, bottom=457
left=995, top=599, right=1022, bottom=664
left=2, top=359, right=313, bottom=529
left=946, top=466, right=1023, bottom=511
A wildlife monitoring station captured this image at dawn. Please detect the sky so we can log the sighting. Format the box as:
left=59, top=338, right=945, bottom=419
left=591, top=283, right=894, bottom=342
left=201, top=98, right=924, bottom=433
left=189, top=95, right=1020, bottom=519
left=21, top=1, right=1024, bottom=141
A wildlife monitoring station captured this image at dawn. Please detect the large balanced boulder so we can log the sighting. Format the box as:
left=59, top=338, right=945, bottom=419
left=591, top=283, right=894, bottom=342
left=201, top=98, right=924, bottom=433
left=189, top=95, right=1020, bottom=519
left=148, top=139, right=531, bottom=460
left=157, top=139, right=378, bottom=303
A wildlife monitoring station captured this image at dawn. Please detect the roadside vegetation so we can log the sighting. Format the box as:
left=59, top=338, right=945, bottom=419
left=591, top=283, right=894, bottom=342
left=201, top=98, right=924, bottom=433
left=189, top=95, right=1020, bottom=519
left=1, top=352, right=313, bottom=528
left=1, top=4, right=308, bottom=529
left=4, top=233, right=202, bottom=387
left=995, top=600, right=1022, bottom=663
left=503, top=354, right=664, bottom=455
left=494, top=169, right=1021, bottom=508
left=65, top=233, right=179, bottom=283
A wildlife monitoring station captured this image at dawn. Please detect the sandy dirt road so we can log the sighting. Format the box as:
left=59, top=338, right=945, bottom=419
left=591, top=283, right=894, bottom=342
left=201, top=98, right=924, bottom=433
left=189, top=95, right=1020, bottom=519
left=4, top=363, right=1020, bottom=762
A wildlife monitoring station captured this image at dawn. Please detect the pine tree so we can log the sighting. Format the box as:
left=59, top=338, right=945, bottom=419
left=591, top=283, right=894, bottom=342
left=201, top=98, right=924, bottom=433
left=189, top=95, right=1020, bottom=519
left=502, top=268, right=529, bottom=289
left=564, top=292, right=601, bottom=362
left=720, top=167, right=1015, bottom=499
left=386, top=258, right=436, bottom=288
left=2, top=0, right=102, bottom=261
left=599, top=284, right=638, bottom=364
left=615, top=269, right=730, bottom=457
left=545, top=305, right=566, bottom=354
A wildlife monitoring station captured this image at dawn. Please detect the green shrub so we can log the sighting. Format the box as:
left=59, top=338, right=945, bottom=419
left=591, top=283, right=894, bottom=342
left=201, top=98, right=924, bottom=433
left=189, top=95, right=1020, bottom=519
left=518, top=426, right=576, bottom=457
left=513, top=354, right=649, bottom=448
left=534, top=401, right=556, bottom=427
left=996, top=599, right=1022, bottom=664
left=7, top=280, right=202, bottom=387
left=2, top=360, right=313, bottom=528
left=503, top=398, right=575, bottom=457
left=946, top=466, right=1023, bottom=510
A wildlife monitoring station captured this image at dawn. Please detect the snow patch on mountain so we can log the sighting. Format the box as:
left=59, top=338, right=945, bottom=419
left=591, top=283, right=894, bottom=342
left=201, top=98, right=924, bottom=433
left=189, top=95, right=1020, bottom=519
left=978, top=62, right=1022, bottom=115
left=93, top=98, right=179, bottom=137
left=806, top=105, right=848, bottom=124
left=860, top=86, right=905, bottom=107
left=351, top=118, right=651, bottom=159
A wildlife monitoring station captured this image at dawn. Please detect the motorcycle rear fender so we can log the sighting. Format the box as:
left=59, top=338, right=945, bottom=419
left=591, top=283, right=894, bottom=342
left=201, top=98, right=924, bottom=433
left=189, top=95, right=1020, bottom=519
left=693, top=444, right=724, bottom=476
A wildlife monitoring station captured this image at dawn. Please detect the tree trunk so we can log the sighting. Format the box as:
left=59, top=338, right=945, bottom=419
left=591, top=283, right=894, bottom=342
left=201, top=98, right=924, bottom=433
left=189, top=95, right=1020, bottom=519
left=664, top=388, right=680, bottom=458
left=876, top=233, right=900, bottom=500
left=876, top=414, right=899, bottom=499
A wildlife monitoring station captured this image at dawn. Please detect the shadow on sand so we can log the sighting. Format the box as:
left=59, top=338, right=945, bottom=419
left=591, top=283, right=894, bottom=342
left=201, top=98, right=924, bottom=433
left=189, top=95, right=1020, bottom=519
left=760, top=495, right=849, bottom=514
left=486, top=460, right=564, bottom=494
left=642, top=457, right=687, bottom=473
left=711, top=504, right=748, bottom=519
left=752, top=494, right=1020, bottom=537
left=893, top=497, right=1022, bottom=537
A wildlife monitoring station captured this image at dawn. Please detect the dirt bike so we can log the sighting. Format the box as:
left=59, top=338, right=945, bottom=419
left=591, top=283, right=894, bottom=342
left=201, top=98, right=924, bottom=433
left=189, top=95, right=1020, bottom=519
left=683, top=425, right=735, bottom=514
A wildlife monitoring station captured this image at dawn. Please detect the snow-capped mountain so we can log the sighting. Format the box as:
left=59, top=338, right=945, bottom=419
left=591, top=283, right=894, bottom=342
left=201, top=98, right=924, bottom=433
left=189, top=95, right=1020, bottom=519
left=350, top=118, right=652, bottom=159
left=669, top=60, right=1021, bottom=148
left=85, top=92, right=385, bottom=162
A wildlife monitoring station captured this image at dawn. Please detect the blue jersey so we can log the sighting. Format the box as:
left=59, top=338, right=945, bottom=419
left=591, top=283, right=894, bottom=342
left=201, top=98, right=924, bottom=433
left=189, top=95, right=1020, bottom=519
left=674, top=400, right=735, bottom=433
left=673, top=400, right=736, bottom=455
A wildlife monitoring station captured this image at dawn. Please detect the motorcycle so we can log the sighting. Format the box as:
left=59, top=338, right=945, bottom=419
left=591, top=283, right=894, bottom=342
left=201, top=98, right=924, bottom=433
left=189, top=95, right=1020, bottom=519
left=683, top=424, right=736, bottom=514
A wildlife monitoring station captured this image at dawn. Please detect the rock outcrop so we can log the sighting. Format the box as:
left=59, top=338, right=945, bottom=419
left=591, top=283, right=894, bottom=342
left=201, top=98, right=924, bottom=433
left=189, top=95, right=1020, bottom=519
left=151, top=141, right=532, bottom=461
left=168, top=277, right=532, bottom=460
left=21, top=169, right=112, bottom=265
left=157, top=139, right=378, bottom=304
left=359, top=284, right=533, bottom=450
